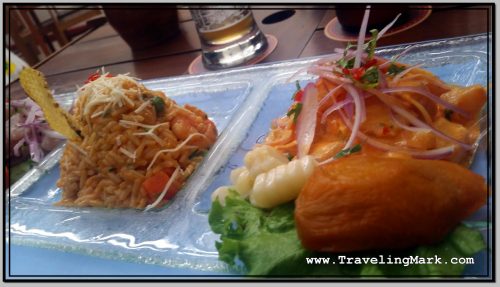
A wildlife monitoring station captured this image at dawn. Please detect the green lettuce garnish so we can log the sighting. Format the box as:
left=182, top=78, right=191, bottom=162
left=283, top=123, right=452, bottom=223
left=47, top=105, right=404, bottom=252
left=209, top=190, right=486, bottom=277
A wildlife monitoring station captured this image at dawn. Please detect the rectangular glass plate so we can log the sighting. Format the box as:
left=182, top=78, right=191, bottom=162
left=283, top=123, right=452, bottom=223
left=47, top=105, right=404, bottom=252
left=8, top=34, right=492, bottom=276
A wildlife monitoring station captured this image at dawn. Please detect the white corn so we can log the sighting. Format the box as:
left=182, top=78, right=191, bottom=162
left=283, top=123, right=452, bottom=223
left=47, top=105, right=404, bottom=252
left=250, top=156, right=317, bottom=208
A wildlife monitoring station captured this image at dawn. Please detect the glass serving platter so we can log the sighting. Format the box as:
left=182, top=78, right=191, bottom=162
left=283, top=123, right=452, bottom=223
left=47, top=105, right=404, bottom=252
left=8, top=34, right=492, bottom=276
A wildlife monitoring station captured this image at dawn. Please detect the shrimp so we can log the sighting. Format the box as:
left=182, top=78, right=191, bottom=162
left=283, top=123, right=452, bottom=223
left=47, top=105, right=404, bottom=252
left=170, top=104, right=217, bottom=148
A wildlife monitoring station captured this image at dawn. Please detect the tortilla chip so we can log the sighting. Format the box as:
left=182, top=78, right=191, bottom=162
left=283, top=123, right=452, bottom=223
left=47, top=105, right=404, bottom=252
left=19, top=67, right=81, bottom=142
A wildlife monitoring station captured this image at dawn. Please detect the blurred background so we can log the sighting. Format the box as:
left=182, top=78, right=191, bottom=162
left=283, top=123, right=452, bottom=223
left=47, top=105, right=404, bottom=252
left=5, top=4, right=490, bottom=76
left=6, top=5, right=107, bottom=66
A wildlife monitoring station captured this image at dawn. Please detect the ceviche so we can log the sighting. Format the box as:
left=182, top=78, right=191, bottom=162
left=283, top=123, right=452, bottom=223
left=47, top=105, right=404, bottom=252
left=208, top=8, right=488, bottom=276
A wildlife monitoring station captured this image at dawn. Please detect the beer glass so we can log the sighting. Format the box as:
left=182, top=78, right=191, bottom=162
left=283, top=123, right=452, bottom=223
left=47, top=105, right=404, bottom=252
left=190, top=6, right=269, bottom=70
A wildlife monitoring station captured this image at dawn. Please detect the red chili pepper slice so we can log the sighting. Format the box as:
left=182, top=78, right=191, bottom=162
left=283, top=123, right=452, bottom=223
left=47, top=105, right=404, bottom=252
left=351, top=67, right=365, bottom=81
left=84, top=71, right=113, bottom=84
left=294, top=90, right=304, bottom=102
left=364, top=59, right=378, bottom=69
left=85, top=72, right=100, bottom=84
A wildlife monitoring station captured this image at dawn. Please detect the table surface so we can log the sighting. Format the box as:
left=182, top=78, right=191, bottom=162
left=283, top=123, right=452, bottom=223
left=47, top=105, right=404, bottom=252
left=7, top=4, right=492, bottom=279
left=9, top=4, right=490, bottom=98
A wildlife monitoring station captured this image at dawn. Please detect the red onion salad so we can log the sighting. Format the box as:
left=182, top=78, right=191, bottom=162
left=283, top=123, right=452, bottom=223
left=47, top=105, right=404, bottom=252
left=283, top=5, right=480, bottom=165
left=8, top=98, right=64, bottom=163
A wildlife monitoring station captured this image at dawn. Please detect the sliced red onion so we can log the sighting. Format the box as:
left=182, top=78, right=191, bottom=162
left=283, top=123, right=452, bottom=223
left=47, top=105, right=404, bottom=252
left=401, top=73, right=452, bottom=92
left=9, top=114, right=26, bottom=142
left=314, top=53, right=344, bottom=65
left=359, top=90, right=367, bottom=123
left=17, top=119, right=45, bottom=128
left=332, top=48, right=368, bottom=60
left=40, top=128, right=66, bottom=139
left=354, top=5, right=371, bottom=68
left=393, top=104, right=473, bottom=150
left=40, top=136, right=63, bottom=151
left=360, top=132, right=455, bottom=159
left=378, top=68, right=388, bottom=89
left=318, top=63, right=345, bottom=75
left=344, top=102, right=354, bottom=118
left=392, top=63, right=424, bottom=83
left=318, top=157, right=334, bottom=166
left=319, top=73, right=353, bottom=85
left=9, top=97, right=54, bottom=162
left=321, top=97, right=351, bottom=124
left=28, top=139, right=44, bottom=162
left=318, top=84, right=344, bottom=107
left=25, top=106, right=38, bottom=125
left=321, top=89, right=373, bottom=124
left=9, top=100, right=24, bottom=108
left=13, top=138, right=26, bottom=157
left=311, top=62, right=344, bottom=75
left=313, top=65, right=337, bottom=73
left=338, top=108, right=455, bottom=159
left=25, top=127, right=44, bottom=162
left=10, top=98, right=31, bottom=108
left=378, top=61, right=391, bottom=69
left=413, top=146, right=456, bottom=159
left=380, top=86, right=470, bottom=118
left=39, top=122, right=50, bottom=129
left=390, top=110, right=430, bottom=133
left=370, top=89, right=474, bottom=150
left=342, top=84, right=364, bottom=149
left=307, top=67, right=353, bottom=84
left=373, top=56, right=391, bottom=67
left=29, top=126, right=41, bottom=148
left=296, top=83, right=319, bottom=158
left=377, top=13, right=402, bottom=39
left=320, top=72, right=354, bottom=84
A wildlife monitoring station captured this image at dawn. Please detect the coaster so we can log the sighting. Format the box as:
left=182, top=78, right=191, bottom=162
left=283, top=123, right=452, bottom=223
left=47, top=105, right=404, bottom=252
left=188, top=34, right=278, bottom=75
left=324, top=6, right=432, bottom=42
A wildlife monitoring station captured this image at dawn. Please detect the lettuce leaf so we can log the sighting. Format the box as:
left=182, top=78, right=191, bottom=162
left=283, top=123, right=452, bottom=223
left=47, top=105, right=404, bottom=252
left=208, top=190, right=486, bottom=277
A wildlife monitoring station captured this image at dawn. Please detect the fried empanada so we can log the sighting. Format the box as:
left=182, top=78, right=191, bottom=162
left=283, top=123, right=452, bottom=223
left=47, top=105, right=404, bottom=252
left=295, top=155, right=488, bottom=252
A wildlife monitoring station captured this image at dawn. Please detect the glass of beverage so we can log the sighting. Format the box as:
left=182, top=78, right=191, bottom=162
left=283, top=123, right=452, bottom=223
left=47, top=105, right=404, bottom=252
left=190, top=6, right=269, bottom=70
